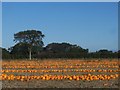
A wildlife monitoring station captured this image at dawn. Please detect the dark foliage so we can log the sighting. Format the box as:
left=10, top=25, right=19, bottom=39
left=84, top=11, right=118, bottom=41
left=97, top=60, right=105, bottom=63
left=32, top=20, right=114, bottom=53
left=1, top=47, right=11, bottom=59
left=2, top=43, right=118, bottom=59
left=14, top=30, right=45, bottom=60
left=2, top=30, right=118, bottom=59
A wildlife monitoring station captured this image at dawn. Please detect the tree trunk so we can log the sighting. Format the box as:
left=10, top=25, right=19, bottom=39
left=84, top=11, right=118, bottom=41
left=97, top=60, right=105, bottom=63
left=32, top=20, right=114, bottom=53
left=29, top=49, right=31, bottom=60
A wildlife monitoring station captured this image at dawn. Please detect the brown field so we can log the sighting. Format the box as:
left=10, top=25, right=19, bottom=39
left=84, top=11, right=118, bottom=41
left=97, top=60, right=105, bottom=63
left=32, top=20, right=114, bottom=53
left=1, top=59, right=120, bottom=88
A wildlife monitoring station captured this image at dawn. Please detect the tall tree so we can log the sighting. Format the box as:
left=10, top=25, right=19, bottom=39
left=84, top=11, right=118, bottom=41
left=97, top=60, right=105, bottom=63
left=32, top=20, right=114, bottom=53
left=14, top=30, right=45, bottom=60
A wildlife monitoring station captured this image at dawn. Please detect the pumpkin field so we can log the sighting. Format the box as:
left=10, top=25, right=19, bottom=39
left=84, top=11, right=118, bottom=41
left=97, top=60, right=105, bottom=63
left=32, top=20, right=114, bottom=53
left=1, top=59, right=120, bottom=88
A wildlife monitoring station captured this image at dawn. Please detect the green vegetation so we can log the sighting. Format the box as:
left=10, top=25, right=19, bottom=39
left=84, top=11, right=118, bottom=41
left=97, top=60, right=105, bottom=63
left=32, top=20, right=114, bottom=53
left=13, top=30, right=44, bottom=60
left=1, top=30, right=119, bottom=59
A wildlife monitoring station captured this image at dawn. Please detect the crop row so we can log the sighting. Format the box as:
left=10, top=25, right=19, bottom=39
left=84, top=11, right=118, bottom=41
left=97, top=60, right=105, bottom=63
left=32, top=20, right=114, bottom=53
left=1, top=69, right=120, bottom=73
left=0, top=74, right=119, bottom=81
left=2, top=60, right=119, bottom=66
left=2, top=65, right=119, bottom=69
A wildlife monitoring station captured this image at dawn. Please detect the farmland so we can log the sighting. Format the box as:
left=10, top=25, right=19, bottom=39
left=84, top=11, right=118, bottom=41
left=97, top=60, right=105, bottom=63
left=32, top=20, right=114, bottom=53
left=1, top=59, right=120, bottom=88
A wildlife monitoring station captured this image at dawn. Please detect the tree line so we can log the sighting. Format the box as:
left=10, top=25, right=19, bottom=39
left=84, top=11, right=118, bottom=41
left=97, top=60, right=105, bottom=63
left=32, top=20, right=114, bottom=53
left=1, top=30, right=119, bottom=59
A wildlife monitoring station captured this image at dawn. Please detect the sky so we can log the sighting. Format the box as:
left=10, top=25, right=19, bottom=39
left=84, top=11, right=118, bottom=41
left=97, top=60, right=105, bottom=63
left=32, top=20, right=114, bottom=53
left=0, top=2, right=2, bottom=48
left=1, top=0, right=120, bottom=2
left=2, top=2, right=118, bottom=52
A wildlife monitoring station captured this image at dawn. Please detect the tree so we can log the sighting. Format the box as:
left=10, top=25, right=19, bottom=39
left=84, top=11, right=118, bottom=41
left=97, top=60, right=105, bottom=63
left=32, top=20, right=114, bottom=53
left=42, top=42, right=88, bottom=58
left=95, top=49, right=113, bottom=58
left=118, top=50, right=120, bottom=58
left=9, top=43, right=29, bottom=59
left=1, top=47, right=11, bottom=59
left=14, top=30, right=45, bottom=60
